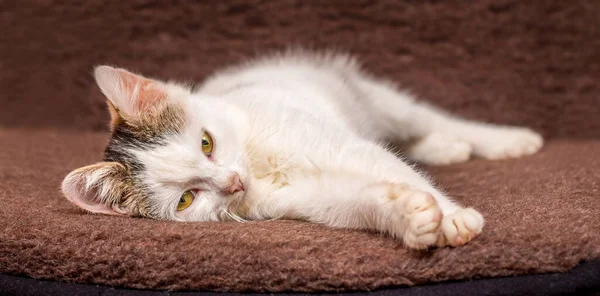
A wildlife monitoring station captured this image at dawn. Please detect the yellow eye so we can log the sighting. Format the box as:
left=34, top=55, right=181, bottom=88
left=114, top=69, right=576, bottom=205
left=177, top=190, right=194, bottom=211
left=202, top=131, right=214, bottom=156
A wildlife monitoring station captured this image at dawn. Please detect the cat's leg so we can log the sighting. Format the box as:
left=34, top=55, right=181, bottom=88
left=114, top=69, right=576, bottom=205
left=353, top=77, right=543, bottom=165
left=243, top=137, right=484, bottom=248
left=244, top=173, right=482, bottom=249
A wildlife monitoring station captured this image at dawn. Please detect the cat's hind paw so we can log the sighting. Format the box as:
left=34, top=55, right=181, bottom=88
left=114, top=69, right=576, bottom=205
left=471, top=127, right=543, bottom=160
left=437, top=208, right=484, bottom=247
left=406, top=133, right=473, bottom=165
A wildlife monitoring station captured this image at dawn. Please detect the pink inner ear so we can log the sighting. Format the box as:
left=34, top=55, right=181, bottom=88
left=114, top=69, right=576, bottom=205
left=62, top=161, right=130, bottom=217
left=115, top=69, right=166, bottom=112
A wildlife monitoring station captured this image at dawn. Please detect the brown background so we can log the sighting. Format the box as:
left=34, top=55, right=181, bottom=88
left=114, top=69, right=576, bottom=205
left=1, top=0, right=599, bottom=137
left=1, top=0, right=599, bottom=293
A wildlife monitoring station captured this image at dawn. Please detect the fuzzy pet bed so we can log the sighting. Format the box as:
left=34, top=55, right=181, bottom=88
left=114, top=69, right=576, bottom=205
left=1, top=0, right=599, bottom=294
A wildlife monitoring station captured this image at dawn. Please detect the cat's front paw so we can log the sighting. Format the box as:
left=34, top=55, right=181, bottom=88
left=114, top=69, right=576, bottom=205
left=393, top=186, right=443, bottom=249
left=437, top=208, right=484, bottom=247
left=470, top=127, right=543, bottom=160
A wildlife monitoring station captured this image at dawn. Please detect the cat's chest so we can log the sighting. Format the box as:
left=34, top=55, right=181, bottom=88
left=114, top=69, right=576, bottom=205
left=246, top=143, right=319, bottom=192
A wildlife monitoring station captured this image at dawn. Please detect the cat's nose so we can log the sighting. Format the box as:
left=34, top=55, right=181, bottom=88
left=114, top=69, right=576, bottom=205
left=225, top=173, right=244, bottom=194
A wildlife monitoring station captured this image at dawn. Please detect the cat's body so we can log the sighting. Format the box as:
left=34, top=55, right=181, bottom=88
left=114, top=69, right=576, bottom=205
left=62, top=50, right=543, bottom=249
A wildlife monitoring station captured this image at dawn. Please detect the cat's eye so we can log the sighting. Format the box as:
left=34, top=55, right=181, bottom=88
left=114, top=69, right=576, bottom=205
left=177, top=190, right=194, bottom=211
left=202, top=131, right=214, bottom=157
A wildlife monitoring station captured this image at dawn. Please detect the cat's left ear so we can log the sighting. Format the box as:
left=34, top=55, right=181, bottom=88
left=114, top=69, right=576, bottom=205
left=61, top=162, right=129, bottom=216
left=94, top=66, right=168, bottom=122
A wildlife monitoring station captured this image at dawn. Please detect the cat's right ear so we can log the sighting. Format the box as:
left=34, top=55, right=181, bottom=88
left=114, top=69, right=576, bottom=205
left=94, top=66, right=168, bottom=124
left=61, top=162, right=129, bottom=216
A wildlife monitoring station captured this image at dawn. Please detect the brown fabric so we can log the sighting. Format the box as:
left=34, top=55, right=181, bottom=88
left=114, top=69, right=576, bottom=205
left=1, top=129, right=599, bottom=292
left=1, top=0, right=599, bottom=138
left=1, top=0, right=600, bottom=293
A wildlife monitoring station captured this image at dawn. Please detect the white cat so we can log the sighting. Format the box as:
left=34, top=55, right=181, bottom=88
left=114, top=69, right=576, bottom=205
left=62, top=50, right=543, bottom=249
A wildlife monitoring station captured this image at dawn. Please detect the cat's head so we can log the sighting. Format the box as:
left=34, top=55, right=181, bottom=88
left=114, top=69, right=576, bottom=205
left=61, top=66, right=250, bottom=221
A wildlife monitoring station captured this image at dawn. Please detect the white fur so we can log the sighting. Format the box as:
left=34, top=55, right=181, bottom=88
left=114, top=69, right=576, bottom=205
left=67, top=51, right=544, bottom=249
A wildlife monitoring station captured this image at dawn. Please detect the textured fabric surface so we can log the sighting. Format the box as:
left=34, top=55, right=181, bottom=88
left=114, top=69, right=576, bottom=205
left=2, top=0, right=600, bottom=293
left=1, top=129, right=599, bottom=292
left=1, top=0, right=599, bottom=138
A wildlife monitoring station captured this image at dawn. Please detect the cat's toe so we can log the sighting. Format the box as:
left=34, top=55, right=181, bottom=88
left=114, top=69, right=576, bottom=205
left=437, top=208, right=484, bottom=247
left=509, top=129, right=543, bottom=156
left=398, top=189, right=443, bottom=249
left=524, top=130, right=544, bottom=151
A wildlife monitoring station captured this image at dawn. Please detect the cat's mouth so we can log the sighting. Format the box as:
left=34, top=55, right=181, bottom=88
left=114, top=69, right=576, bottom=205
left=238, top=173, right=250, bottom=192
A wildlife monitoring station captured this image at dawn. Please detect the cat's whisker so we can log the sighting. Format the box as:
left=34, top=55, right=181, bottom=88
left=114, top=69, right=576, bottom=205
left=223, top=207, right=246, bottom=223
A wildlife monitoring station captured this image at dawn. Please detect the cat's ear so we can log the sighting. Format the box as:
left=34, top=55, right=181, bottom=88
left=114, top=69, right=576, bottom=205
left=61, top=162, right=129, bottom=216
left=94, top=66, right=167, bottom=121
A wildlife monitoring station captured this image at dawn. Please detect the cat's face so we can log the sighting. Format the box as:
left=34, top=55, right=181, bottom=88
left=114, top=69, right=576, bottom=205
left=62, top=66, right=250, bottom=221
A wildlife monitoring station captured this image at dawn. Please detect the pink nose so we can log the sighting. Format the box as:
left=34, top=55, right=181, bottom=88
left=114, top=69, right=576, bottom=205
left=226, top=173, right=244, bottom=194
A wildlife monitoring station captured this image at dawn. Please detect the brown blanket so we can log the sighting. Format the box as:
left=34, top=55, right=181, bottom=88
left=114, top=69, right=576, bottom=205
left=1, top=129, right=599, bottom=292
left=1, top=0, right=599, bottom=292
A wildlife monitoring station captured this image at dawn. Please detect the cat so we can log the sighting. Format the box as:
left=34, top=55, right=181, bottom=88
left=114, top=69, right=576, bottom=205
left=61, top=50, right=543, bottom=249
